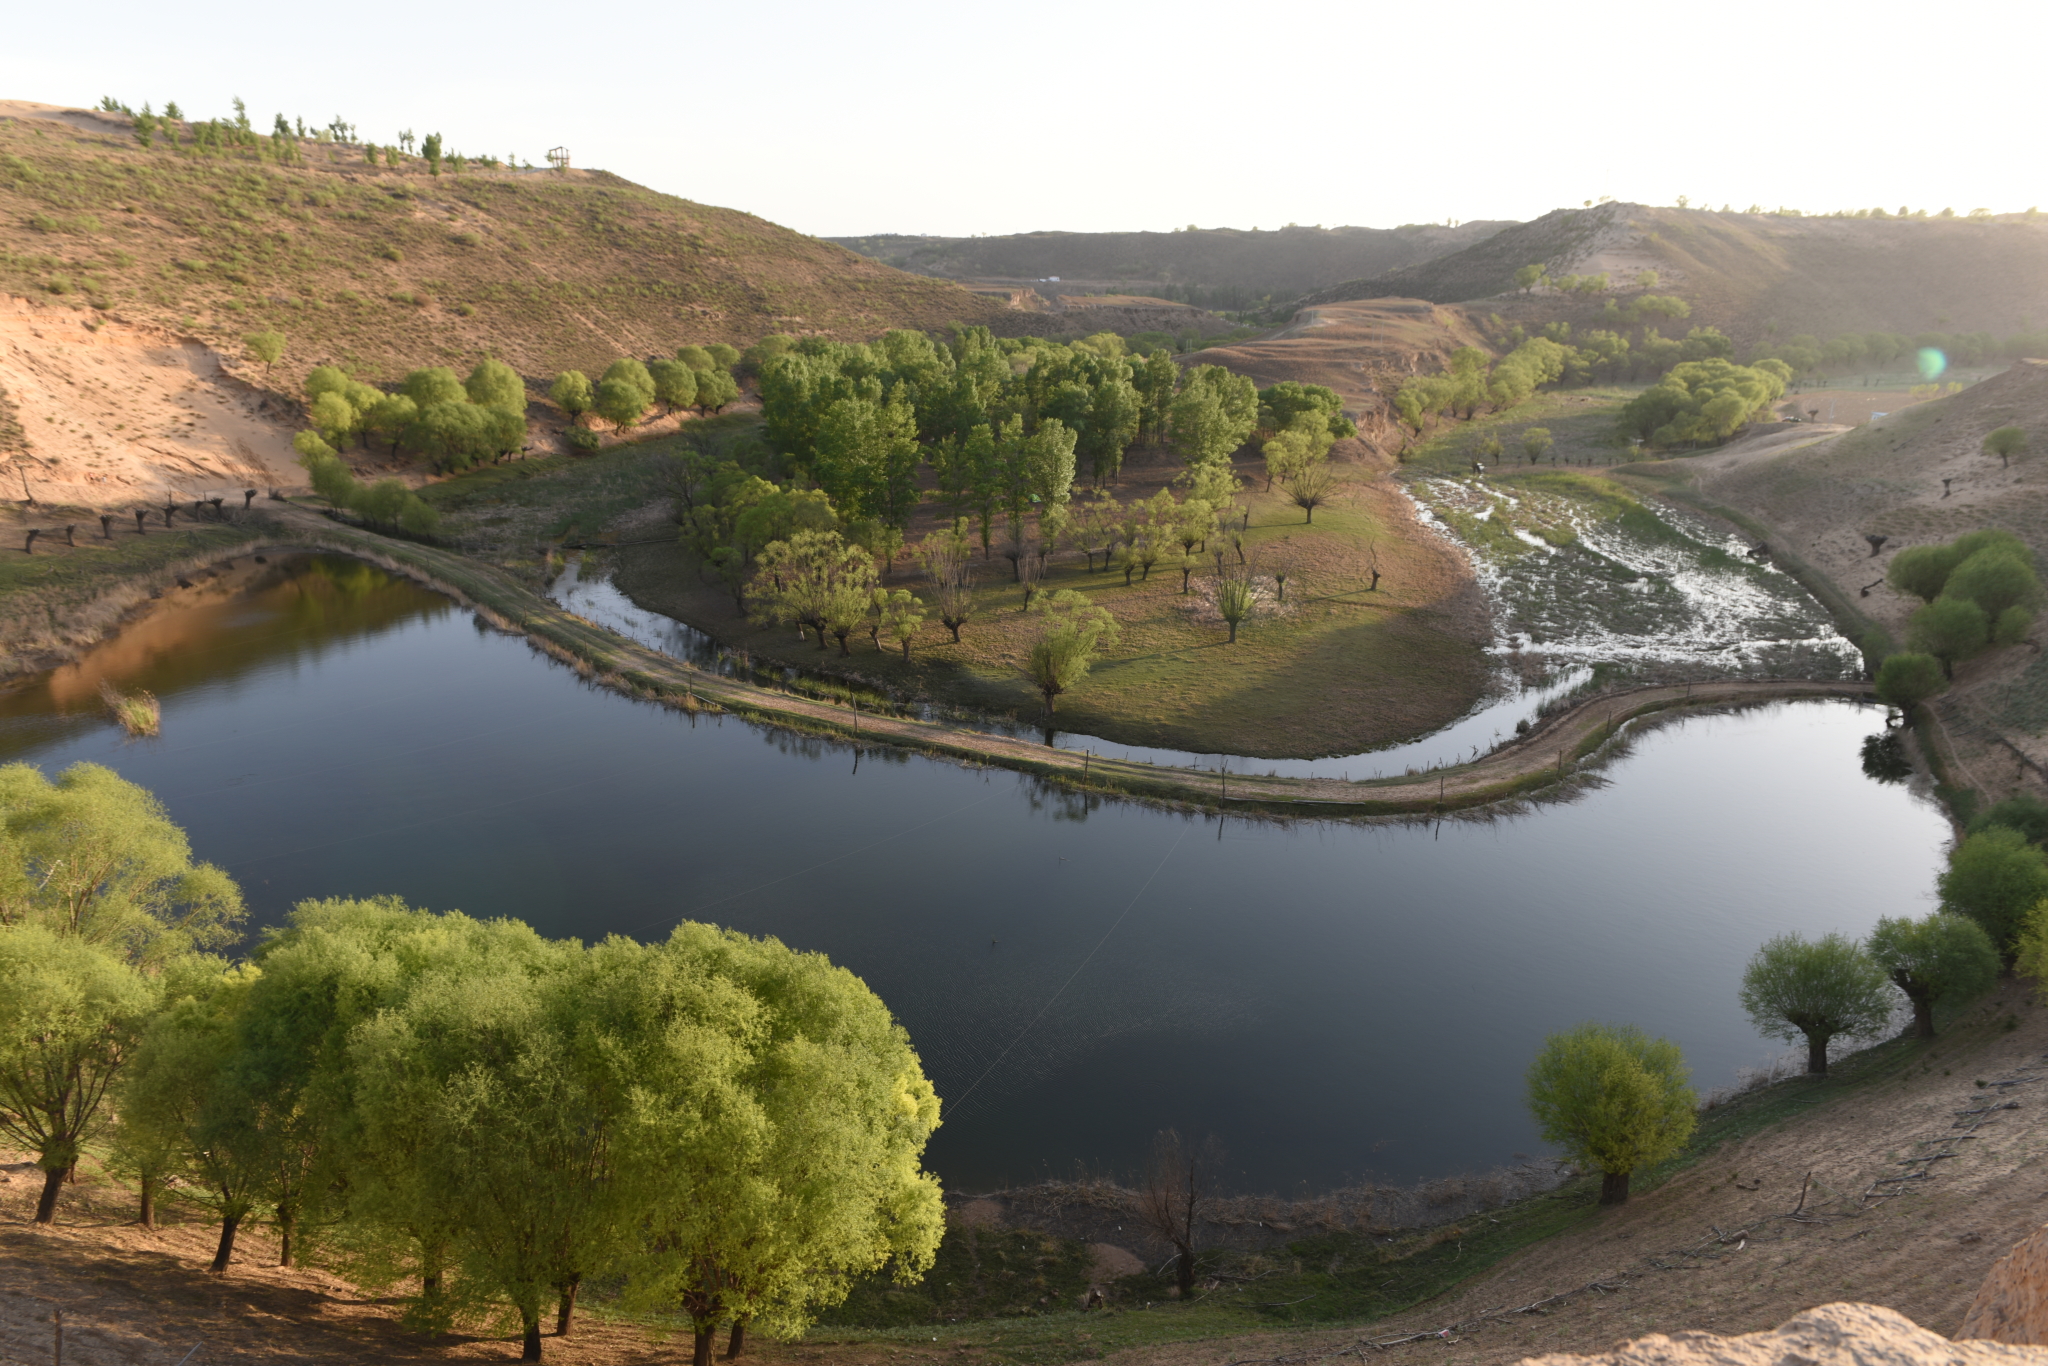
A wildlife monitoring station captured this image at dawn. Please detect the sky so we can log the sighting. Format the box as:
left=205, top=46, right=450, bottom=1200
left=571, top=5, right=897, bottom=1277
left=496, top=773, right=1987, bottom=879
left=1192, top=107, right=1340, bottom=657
left=2, top=0, right=2036, bottom=240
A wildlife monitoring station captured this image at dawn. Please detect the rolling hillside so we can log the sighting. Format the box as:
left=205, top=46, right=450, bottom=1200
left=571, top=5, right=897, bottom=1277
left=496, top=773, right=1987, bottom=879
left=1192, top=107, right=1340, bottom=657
left=829, top=222, right=1513, bottom=310
left=0, top=101, right=1012, bottom=391
left=1301, top=202, right=2048, bottom=350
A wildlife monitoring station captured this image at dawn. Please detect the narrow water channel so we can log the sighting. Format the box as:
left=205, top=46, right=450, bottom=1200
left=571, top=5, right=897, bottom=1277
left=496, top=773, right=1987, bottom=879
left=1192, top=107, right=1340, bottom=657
left=0, top=555, right=1951, bottom=1193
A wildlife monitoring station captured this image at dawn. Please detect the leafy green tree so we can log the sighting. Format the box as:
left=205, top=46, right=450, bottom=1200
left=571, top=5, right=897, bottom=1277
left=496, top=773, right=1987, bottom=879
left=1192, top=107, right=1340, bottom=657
left=594, top=377, right=651, bottom=431
left=549, top=371, right=593, bottom=417
left=1738, top=932, right=1896, bottom=1075
left=0, top=761, right=245, bottom=965
left=310, top=391, right=358, bottom=446
left=610, top=924, right=944, bottom=1366
left=244, top=330, right=286, bottom=373
left=1985, top=425, right=2027, bottom=468
left=1024, top=590, right=1120, bottom=715
left=815, top=396, right=920, bottom=527
left=1945, top=549, right=2041, bottom=620
left=464, top=359, right=526, bottom=411
left=1969, top=794, right=2048, bottom=846
left=1874, top=652, right=1946, bottom=714
left=1513, top=264, right=1547, bottom=294
left=1868, top=913, right=1999, bottom=1038
left=750, top=530, right=878, bottom=651
left=305, top=364, right=351, bottom=401
left=421, top=132, right=443, bottom=175
left=1132, top=350, right=1179, bottom=444
left=363, top=394, right=419, bottom=455
left=402, top=367, right=467, bottom=409
left=1022, top=417, right=1077, bottom=511
left=1168, top=366, right=1258, bottom=466
left=648, top=360, right=700, bottom=414
left=1524, top=1023, right=1695, bottom=1205
left=694, top=369, right=740, bottom=414
left=122, top=958, right=273, bottom=1272
left=1939, top=827, right=2048, bottom=953
left=675, top=344, right=716, bottom=371
left=349, top=933, right=615, bottom=1359
left=0, top=924, right=153, bottom=1222
left=1887, top=531, right=2029, bottom=602
left=1908, top=596, right=1989, bottom=676
left=1080, top=377, right=1141, bottom=483
left=1521, top=427, right=1553, bottom=463
left=704, top=343, right=741, bottom=370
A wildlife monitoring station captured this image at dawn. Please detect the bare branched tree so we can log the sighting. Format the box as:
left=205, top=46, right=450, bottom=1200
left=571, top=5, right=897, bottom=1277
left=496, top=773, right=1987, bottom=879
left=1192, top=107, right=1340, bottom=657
left=1136, top=1129, right=1223, bottom=1298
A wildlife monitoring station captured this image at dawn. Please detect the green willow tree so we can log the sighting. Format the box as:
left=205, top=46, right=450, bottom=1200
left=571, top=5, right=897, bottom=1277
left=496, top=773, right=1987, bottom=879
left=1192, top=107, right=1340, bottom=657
left=1525, top=1023, right=1695, bottom=1205
left=1023, top=590, right=1120, bottom=715
left=1738, top=933, right=1894, bottom=1075
left=0, top=924, right=153, bottom=1223
left=0, top=761, right=245, bottom=965
left=1868, top=913, right=1999, bottom=1038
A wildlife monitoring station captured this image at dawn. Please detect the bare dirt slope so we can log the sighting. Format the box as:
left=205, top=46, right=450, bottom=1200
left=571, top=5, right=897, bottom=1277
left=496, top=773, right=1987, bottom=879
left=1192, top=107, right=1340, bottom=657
left=0, top=293, right=303, bottom=504
left=1106, top=980, right=2048, bottom=1366
left=1181, top=299, right=1492, bottom=456
left=1683, top=360, right=2048, bottom=785
left=1300, top=203, right=2048, bottom=351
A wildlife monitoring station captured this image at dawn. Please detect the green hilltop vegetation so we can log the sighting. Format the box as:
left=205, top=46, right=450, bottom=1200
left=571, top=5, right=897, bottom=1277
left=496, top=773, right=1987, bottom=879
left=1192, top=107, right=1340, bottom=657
left=0, top=99, right=1010, bottom=386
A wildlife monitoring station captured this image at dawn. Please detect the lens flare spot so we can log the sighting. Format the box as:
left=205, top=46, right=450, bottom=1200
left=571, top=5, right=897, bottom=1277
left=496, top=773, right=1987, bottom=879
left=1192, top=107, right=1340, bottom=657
left=1917, top=347, right=1948, bottom=380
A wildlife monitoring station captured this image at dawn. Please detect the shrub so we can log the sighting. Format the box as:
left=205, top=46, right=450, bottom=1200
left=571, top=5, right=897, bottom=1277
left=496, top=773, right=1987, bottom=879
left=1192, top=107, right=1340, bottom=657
left=1970, top=794, right=2048, bottom=845
left=377, top=244, right=403, bottom=262
left=566, top=424, right=603, bottom=453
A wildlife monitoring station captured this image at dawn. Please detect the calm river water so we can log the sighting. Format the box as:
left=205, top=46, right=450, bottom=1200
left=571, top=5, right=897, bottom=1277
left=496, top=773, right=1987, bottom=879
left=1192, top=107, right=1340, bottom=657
left=0, top=555, right=1951, bottom=1193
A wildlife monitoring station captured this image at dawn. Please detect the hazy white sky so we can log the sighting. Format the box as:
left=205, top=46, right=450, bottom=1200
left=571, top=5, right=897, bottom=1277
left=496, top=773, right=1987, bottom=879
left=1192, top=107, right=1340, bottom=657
left=3, top=0, right=2034, bottom=239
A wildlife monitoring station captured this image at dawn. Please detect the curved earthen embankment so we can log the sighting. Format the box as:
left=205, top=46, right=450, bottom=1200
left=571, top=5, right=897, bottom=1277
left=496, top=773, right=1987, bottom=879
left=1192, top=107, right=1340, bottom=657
left=25, top=509, right=1878, bottom=816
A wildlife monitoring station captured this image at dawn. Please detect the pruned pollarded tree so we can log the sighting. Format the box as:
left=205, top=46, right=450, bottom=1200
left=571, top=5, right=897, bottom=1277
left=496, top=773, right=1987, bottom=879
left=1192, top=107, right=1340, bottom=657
left=918, top=523, right=976, bottom=642
left=1738, top=932, right=1895, bottom=1075
left=750, top=531, right=878, bottom=652
left=1525, top=1022, right=1695, bottom=1206
left=1023, top=590, right=1119, bottom=716
left=1288, top=458, right=1337, bottom=523
left=1214, top=554, right=1256, bottom=644
left=1136, top=1129, right=1223, bottom=1298
left=873, top=589, right=926, bottom=660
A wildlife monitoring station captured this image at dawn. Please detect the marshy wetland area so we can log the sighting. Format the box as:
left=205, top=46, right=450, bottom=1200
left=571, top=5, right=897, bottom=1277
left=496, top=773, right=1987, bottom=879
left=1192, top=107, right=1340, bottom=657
left=8, top=83, right=2048, bottom=1366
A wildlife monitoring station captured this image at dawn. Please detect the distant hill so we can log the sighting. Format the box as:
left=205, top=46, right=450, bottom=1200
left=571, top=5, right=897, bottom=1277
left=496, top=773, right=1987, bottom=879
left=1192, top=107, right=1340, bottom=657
left=1298, top=203, right=2048, bottom=350
left=0, top=102, right=1012, bottom=387
left=827, top=222, right=1514, bottom=312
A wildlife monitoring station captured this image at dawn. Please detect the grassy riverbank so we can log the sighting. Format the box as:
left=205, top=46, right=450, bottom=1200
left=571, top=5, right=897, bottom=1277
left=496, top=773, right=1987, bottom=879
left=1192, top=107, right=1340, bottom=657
left=416, top=417, right=1495, bottom=759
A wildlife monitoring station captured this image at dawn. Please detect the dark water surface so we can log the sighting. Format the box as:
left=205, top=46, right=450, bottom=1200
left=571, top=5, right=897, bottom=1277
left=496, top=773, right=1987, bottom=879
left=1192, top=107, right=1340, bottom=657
left=0, top=556, right=1950, bottom=1193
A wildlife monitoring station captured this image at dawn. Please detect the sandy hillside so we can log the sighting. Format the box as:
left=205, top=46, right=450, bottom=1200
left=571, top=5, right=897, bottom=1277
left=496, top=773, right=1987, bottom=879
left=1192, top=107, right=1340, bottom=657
left=0, top=293, right=305, bottom=506
left=1182, top=298, right=1492, bottom=457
